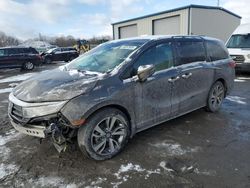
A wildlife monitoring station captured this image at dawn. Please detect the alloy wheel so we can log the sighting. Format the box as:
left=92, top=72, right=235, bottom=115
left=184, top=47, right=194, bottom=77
left=210, top=84, right=224, bottom=109
left=91, top=116, right=127, bottom=156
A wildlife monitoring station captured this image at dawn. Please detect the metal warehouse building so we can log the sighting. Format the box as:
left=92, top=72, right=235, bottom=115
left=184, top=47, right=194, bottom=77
left=112, top=5, right=241, bottom=42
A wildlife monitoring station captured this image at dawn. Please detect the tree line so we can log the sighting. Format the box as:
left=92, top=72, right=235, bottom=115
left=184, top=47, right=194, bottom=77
left=0, top=31, right=111, bottom=47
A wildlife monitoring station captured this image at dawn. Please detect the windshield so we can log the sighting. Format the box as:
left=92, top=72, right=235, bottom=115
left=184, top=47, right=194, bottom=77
left=66, top=40, right=147, bottom=73
left=227, top=34, right=250, bottom=48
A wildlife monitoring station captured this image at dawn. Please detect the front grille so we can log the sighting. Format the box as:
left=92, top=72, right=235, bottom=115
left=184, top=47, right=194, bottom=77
left=230, top=55, right=245, bottom=64
left=10, top=103, right=29, bottom=125
left=12, top=104, right=23, bottom=119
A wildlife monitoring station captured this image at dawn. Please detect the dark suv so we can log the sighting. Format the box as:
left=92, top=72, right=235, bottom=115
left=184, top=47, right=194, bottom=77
left=0, top=47, right=42, bottom=70
left=8, top=36, right=235, bottom=160
left=41, top=47, right=79, bottom=64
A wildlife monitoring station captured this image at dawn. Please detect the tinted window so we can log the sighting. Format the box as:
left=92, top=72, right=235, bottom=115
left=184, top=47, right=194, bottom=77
left=133, top=42, right=174, bottom=73
left=7, top=48, right=19, bottom=55
left=206, top=40, right=229, bottom=61
left=176, top=40, right=206, bottom=65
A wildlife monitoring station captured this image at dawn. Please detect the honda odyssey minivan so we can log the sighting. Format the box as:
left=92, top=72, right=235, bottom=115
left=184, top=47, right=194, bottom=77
left=8, top=36, right=235, bottom=160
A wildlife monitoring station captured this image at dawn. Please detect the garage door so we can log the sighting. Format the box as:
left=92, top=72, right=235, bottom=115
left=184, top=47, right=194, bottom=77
left=153, top=16, right=180, bottom=35
left=119, top=24, right=138, bottom=39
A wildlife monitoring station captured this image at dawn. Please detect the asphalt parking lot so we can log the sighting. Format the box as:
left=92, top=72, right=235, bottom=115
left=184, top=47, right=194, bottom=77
left=0, top=64, right=249, bottom=188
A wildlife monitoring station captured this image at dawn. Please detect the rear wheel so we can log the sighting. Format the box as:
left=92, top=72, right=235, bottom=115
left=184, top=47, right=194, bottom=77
left=22, top=61, right=34, bottom=71
left=77, top=108, right=130, bottom=160
left=206, top=81, right=225, bottom=112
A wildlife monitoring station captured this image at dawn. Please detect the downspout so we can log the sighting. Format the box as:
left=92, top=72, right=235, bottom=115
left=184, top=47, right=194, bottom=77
left=188, top=7, right=191, bottom=35
left=112, top=24, right=115, bottom=40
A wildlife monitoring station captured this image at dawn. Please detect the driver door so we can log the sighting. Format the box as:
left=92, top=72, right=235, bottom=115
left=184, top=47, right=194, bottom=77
left=132, top=40, right=179, bottom=130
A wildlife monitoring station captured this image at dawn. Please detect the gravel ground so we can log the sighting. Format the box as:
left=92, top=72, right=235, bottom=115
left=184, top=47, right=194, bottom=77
left=0, top=64, right=249, bottom=188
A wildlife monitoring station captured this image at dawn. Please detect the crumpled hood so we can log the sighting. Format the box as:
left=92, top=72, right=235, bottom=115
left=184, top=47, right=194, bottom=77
left=13, top=67, right=104, bottom=102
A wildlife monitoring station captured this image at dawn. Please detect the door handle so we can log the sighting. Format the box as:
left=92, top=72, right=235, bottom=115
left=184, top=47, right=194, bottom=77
left=181, top=73, right=192, bottom=79
left=168, top=76, right=180, bottom=83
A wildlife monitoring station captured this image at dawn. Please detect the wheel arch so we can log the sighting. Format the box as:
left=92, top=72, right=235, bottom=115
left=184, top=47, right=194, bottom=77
left=83, top=103, right=135, bottom=137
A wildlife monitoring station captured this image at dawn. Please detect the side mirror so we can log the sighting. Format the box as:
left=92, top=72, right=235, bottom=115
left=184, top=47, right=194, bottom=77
left=137, top=64, right=155, bottom=82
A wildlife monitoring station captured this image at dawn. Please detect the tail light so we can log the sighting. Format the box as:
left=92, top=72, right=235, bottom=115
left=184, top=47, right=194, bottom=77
left=229, top=60, right=236, bottom=68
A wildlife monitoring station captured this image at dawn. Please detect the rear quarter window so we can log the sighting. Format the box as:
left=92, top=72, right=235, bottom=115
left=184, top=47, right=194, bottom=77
left=206, top=40, right=229, bottom=61
left=175, top=40, right=206, bottom=65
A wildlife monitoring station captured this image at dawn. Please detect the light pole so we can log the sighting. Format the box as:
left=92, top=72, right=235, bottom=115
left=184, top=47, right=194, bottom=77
left=217, top=0, right=220, bottom=6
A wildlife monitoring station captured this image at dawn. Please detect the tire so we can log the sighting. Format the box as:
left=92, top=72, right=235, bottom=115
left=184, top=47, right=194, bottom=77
left=206, top=81, right=225, bottom=112
left=45, top=57, right=52, bottom=64
left=77, top=108, right=130, bottom=160
left=22, top=61, right=34, bottom=71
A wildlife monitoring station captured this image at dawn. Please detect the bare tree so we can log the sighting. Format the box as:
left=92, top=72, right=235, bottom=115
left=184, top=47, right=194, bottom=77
left=0, top=31, right=20, bottom=47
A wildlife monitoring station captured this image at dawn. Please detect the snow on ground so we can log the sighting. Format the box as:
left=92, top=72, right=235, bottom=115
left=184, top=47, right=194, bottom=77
left=0, top=88, right=13, bottom=94
left=0, top=163, right=19, bottom=180
left=226, top=96, right=247, bottom=105
left=0, top=73, right=37, bottom=84
left=0, top=130, right=23, bottom=181
left=8, top=83, right=19, bottom=88
left=150, top=140, right=200, bottom=156
left=111, top=163, right=161, bottom=187
left=234, top=79, right=245, bottom=82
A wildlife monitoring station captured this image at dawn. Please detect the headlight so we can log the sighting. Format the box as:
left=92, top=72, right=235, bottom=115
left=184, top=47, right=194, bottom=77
left=9, top=93, right=67, bottom=118
left=22, top=101, right=67, bottom=118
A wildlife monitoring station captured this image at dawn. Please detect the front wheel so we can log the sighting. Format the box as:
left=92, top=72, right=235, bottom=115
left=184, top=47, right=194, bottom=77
left=206, top=81, right=225, bottom=112
left=77, top=108, right=130, bottom=160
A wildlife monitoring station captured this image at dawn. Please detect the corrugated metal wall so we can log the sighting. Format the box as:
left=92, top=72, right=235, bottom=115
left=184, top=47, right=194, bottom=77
left=113, top=9, right=189, bottom=39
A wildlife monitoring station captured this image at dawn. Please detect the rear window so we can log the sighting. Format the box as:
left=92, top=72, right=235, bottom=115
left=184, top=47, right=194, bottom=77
left=206, top=40, right=229, bottom=61
left=175, top=40, right=206, bottom=65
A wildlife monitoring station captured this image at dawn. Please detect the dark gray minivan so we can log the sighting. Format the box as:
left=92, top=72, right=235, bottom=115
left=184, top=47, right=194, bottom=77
left=8, top=36, right=235, bottom=160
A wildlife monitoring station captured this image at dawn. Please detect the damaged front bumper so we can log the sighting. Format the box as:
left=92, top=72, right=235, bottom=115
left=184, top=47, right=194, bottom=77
left=10, top=120, right=46, bottom=138
left=8, top=92, right=71, bottom=138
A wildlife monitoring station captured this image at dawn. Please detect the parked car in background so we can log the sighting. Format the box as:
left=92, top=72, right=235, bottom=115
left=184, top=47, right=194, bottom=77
left=8, top=36, right=235, bottom=160
left=227, top=23, right=250, bottom=72
left=41, top=47, right=79, bottom=64
left=0, top=47, right=42, bottom=70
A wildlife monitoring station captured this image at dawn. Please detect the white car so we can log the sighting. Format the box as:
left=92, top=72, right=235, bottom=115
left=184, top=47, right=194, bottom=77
left=227, top=23, right=250, bottom=72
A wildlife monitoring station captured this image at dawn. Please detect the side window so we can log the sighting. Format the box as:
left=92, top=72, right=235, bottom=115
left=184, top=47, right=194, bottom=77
left=133, top=42, right=174, bottom=73
left=206, top=40, right=229, bottom=61
left=0, top=49, right=6, bottom=56
left=7, top=48, right=19, bottom=55
left=175, top=40, right=206, bottom=65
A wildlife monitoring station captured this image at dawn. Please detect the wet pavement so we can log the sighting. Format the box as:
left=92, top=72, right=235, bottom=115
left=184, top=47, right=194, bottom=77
left=0, top=64, right=249, bottom=187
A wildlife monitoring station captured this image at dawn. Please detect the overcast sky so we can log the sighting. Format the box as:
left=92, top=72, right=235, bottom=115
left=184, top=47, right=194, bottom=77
left=0, top=0, right=249, bottom=40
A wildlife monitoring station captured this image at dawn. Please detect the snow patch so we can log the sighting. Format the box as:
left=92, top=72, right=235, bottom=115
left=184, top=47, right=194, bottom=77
left=8, top=83, right=19, bottom=87
left=0, top=73, right=36, bottom=83
left=0, top=88, right=13, bottom=94
left=0, top=163, right=18, bottom=180
left=112, top=163, right=161, bottom=187
left=194, top=168, right=216, bottom=176
left=226, top=96, right=246, bottom=105
left=150, top=140, right=200, bottom=156
left=0, top=130, right=22, bottom=146
left=86, top=177, right=107, bottom=188
left=234, top=79, right=245, bottom=82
